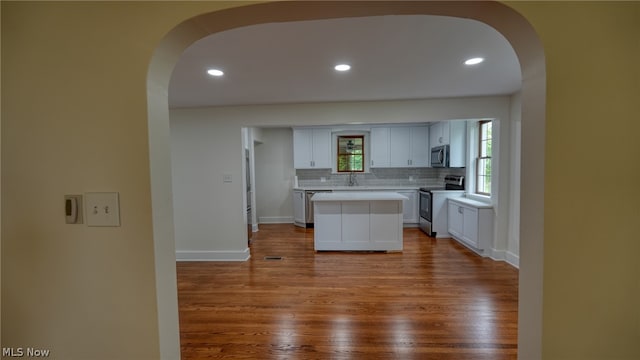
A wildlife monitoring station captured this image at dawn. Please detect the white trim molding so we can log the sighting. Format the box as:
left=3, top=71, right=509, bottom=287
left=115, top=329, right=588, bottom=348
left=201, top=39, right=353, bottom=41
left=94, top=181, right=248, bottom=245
left=176, top=248, right=250, bottom=262
left=506, top=251, right=520, bottom=268
left=258, top=216, right=293, bottom=224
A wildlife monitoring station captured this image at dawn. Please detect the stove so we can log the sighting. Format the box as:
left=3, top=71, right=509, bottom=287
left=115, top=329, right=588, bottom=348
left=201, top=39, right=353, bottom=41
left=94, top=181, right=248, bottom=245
left=419, top=175, right=465, bottom=236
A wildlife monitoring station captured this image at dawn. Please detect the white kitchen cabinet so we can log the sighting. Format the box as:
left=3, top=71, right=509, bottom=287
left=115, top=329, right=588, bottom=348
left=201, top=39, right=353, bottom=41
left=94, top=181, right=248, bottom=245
left=370, top=127, right=390, bottom=168
left=431, top=190, right=465, bottom=237
left=429, top=121, right=466, bottom=167
left=410, top=126, right=430, bottom=167
left=312, top=192, right=404, bottom=252
left=447, top=198, right=494, bottom=255
left=293, top=190, right=305, bottom=227
left=293, top=128, right=332, bottom=169
left=429, top=121, right=449, bottom=146
left=389, top=126, right=429, bottom=167
left=396, top=190, right=419, bottom=224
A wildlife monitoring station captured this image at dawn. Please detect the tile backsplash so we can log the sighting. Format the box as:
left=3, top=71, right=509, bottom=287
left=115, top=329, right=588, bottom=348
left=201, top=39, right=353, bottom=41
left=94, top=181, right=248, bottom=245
left=296, top=167, right=466, bottom=188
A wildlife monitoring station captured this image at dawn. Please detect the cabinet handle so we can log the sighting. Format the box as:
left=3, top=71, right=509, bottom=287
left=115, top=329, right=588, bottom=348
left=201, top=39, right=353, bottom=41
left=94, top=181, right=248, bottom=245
left=371, top=160, right=374, bottom=166
left=458, top=207, right=463, bottom=214
left=439, top=136, right=443, bottom=143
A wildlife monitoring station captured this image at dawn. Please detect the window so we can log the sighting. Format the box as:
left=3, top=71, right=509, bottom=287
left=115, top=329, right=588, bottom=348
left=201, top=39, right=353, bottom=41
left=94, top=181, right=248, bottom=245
left=337, top=135, right=364, bottom=172
left=476, top=120, right=492, bottom=195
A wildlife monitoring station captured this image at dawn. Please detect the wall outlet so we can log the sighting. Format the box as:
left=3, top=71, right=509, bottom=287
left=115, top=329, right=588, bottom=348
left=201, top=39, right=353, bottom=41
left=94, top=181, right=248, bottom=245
left=320, top=177, right=326, bottom=182
left=409, top=176, right=414, bottom=181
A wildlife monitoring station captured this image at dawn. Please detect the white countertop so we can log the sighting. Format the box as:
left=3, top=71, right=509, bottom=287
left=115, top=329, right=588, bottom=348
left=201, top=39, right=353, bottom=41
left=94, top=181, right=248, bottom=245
left=448, top=197, right=493, bottom=209
left=311, top=191, right=409, bottom=202
left=294, top=185, right=441, bottom=191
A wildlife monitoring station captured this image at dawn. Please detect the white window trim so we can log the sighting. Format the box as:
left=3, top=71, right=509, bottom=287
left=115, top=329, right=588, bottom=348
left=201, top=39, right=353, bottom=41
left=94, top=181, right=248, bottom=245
left=466, top=119, right=494, bottom=202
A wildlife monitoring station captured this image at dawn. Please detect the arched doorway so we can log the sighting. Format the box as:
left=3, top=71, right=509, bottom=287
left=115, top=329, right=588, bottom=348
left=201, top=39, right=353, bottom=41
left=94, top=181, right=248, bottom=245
left=147, top=2, right=545, bottom=359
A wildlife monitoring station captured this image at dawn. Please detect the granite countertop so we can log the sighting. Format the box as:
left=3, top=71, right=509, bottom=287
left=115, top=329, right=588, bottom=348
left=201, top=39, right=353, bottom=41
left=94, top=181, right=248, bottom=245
left=310, top=191, right=409, bottom=202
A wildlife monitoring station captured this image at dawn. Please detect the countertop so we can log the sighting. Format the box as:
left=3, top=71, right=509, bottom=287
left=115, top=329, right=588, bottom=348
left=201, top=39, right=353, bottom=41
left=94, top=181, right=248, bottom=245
left=293, top=185, right=442, bottom=191
left=448, top=196, right=493, bottom=209
left=311, top=191, right=409, bottom=202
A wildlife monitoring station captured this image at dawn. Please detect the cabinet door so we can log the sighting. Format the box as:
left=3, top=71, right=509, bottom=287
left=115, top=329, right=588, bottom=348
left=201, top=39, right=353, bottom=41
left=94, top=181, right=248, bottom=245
left=430, top=122, right=443, bottom=146
left=397, top=190, right=419, bottom=223
left=447, top=201, right=463, bottom=238
left=430, top=121, right=451, bottom=146
left=292, top=190, right=305, bottom=227
left=410, top=126, right=429, bottom=167
left=311, top=128, right=332, bottom=168
left=449, top=120, right=466, bottom=167
left=293, top=129, right=313, bottom=169
left=370, top=127, right=390, bottom=168
left=389, top=127, right=411, bottom=167
left=462, top=206, right=478, bottom=247
left=293, top=128, right=332, bottom=169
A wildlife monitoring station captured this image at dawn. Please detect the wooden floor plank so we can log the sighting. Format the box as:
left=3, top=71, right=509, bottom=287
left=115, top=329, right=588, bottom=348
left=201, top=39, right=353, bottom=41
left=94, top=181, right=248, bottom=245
left=177, top=224, right=518, bottom=359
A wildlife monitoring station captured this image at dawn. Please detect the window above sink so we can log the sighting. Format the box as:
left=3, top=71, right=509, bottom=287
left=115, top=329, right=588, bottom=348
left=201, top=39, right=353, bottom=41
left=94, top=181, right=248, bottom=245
left=337, top=135, right=365, bottom=173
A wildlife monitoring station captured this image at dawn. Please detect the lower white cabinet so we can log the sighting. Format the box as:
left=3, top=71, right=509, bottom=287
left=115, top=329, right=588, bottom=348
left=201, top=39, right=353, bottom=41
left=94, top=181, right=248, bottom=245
left=312, top=193, right=404, bottom=252
left=396, top=190, right=419, bottom=224
left=293, top=190, right=305, bottom=227
left=431, top=190, right=465, bottom=238
left=447, top=198, right=494, bottom=254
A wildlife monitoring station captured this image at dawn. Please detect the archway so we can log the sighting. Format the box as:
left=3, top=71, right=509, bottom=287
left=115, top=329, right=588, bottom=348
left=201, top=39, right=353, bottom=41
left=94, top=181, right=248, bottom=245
left=147, top=2, right=545, bottom=359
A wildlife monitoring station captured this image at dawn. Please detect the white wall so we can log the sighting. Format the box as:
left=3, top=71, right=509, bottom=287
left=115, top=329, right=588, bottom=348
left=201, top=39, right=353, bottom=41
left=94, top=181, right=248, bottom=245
left=254, top=128, right=295, bottom=224
left=170, top=111, right=249, bottom=261
left=169, top=95, right=514, bottom=261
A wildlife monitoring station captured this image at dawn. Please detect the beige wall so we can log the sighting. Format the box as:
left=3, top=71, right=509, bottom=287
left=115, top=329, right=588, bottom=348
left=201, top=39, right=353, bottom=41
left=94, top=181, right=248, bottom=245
left=2, top=2, right=639, bottom=360
left=1, top=1, right=242, bottom=359
left=507, top=2, right=640, bottom=359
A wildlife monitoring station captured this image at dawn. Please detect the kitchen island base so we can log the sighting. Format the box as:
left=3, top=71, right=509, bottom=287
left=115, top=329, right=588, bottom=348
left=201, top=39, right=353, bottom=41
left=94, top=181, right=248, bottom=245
left=312, top=192, right=406, bottom=252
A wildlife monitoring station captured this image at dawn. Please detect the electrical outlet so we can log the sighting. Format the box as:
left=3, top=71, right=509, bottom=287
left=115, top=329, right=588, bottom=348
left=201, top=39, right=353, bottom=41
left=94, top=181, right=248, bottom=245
left=85, top=192, right=120, bottom=227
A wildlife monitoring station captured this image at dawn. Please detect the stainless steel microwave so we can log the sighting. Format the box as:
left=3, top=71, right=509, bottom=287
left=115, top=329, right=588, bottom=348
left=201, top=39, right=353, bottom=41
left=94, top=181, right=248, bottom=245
left=430, top=145, right=450, bottom=168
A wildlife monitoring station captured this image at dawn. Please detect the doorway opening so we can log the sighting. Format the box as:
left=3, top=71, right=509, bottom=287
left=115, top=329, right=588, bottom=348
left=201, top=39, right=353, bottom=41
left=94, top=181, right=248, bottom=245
left=147, top=2, right=545, bottom=359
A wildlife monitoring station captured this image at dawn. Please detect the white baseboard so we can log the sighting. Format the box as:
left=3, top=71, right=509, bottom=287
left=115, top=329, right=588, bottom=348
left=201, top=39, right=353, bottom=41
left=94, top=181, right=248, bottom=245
left=252, top=224, right=259, bottom=232
left=490, top=248, right=506, bottom=261
left=176, top=248, right=250, bottom=262
left=490, top=248, right=519, bottom=269
left=258, top=216, right=293, bottom=224
left=506, top=251, right=520, bottom=268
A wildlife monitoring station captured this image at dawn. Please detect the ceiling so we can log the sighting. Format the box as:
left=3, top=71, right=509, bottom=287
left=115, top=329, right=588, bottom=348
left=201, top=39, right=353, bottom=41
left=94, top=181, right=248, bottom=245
left=168, top=14, right=521, bottom=109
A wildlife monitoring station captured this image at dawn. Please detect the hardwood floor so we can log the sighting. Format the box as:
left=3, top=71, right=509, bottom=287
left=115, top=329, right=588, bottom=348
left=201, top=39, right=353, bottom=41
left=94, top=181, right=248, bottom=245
left=177, top=224, right=518, bottom=359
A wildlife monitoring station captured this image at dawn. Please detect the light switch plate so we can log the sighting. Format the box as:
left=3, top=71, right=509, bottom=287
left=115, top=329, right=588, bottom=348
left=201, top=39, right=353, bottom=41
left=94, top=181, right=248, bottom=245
left=85, top=192, right=120, bottom=227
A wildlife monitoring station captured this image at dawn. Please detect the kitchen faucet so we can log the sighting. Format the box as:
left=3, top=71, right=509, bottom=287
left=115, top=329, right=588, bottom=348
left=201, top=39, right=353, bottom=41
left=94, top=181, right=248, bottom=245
left=348, top=172, right=358, bottom=186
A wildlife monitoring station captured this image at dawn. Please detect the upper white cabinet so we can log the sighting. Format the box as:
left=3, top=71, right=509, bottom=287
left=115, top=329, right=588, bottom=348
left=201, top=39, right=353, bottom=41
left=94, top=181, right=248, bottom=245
left=429, top=121, right=450, bottom=146
left=379, top=125, right=429, bottom=168
left=370, top=127, right=390, bottom=168
left=293, top=128, right=332, bottom=169
left=429, top=120, right=466, bottom=167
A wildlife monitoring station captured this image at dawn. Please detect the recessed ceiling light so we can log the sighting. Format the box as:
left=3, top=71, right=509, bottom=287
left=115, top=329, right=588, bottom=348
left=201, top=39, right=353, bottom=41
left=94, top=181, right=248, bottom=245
left=464, top=57, right=484, bottom=66
left=334, top=64, right=351, bottom=72
left=207, top=69, right=224, bottom=76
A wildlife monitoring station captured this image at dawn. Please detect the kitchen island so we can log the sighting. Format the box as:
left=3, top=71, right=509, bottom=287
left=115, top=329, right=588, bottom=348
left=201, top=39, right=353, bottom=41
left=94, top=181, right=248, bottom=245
left=311, top=192, right=407, bottom=252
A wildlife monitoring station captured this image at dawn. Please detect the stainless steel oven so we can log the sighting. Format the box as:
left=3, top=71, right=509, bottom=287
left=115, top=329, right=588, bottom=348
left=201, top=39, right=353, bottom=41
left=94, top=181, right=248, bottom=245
left=419, top=175, right=464, bottom=237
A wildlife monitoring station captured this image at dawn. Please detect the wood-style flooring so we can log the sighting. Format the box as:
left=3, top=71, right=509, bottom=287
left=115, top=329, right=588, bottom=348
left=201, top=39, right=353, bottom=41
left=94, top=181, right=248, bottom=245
left=177, top=224, right=518, bottom=359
